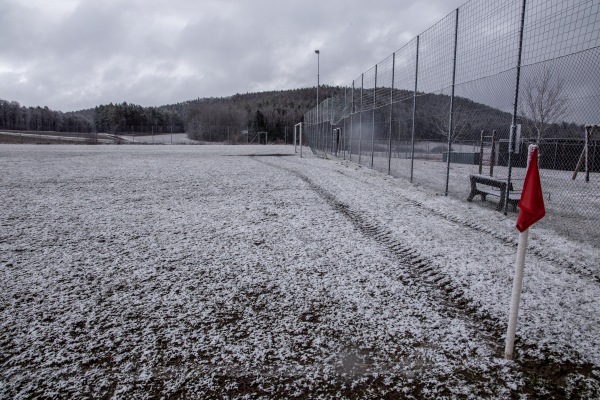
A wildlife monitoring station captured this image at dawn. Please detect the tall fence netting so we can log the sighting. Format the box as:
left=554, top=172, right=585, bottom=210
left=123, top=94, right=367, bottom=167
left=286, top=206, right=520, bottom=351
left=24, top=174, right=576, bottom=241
left=304, top=0, right=600, bottom=245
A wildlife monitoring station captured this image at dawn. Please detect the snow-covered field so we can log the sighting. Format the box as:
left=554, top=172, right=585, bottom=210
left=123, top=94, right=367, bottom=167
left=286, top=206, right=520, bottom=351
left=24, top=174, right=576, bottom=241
left=0, top=131, right=116, bottom=144
left=1, top=144, right=599, bottom=398
left=118, top=133, right=199, bottom=145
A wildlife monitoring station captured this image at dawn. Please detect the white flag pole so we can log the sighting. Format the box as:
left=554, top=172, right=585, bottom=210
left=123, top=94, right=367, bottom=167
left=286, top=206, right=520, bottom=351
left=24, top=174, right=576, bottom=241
left=504, top=227, right=529, bottom=360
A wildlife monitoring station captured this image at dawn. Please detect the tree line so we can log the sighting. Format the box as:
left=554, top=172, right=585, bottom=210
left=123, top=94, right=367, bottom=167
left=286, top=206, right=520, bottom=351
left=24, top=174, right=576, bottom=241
left=0, top=99, right=93, bottom=132
left=91, top=102, right=185, bottom=134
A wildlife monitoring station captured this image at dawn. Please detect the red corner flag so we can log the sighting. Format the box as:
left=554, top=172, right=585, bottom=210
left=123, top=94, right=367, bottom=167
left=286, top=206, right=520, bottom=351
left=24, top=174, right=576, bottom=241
left=516, top=145, right=545, bottom=232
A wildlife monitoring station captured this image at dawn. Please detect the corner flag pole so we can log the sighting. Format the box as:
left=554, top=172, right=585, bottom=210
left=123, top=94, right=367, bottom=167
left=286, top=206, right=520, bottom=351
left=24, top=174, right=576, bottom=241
left=505, top=144, right=545, bottom=360
left=505, top=227, right=529, bottom=359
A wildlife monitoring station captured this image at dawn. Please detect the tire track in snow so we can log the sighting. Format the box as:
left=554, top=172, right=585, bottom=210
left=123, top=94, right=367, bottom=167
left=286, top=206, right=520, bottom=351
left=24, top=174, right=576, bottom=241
left=400, top=197, right=600, bottom=285
left=331, top=167, right=600, bottom=285
left=252, top=156, right=503, bottom=342
left=253, top=155, right=600, bottom=396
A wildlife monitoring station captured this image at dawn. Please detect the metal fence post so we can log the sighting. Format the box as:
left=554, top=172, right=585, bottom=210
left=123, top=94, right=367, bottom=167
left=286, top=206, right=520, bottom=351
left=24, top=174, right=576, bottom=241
left=410, top=36, right=420, bottom=183
left=371, top=65, right=377, bottom=168
left=359, top=74, right=364, bottom=164
left=310, top=112, right=312, bottom=152
left=320, top=101, right=324, bottom=155
left=585, top=125, right=590, bottom=182
left=388, top=52, right=395, bottom=175
left=331, top=99, right=334, bottom=154
left=300, top=122, right=303, bottom=158
left=324, top=100, right=327, bottom=156
left=318, top=101, right=322, bottom=155
left=318, top=101, right=321, bottom=155
left=445, top=8, right=460, bottom=196
left=504, top=0, right=527, bottom=215
left=350, top=80, right=355, bottom=161
left=323, top=100, right=328, bottom=158
left=343, top=86, right=347, bottom=160
left=326, top=99, right=330, bottom=156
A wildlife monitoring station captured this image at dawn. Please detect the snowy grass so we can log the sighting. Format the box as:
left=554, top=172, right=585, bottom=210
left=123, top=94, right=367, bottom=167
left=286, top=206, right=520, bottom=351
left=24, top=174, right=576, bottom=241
left=346, top=149, right=600, bottom=246
left=117, top=133, right=199, bottom=144
left=1, top=144, right=599, bottom=398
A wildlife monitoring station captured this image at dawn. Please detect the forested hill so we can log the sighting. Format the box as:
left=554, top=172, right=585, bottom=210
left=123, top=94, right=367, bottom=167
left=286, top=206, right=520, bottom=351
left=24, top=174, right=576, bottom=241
left=168, top=86, right=345, bottom=142
left=8, top=85, right=578, bottom=144
left=79, top=86, right=344, bottom=142
left=0, top=86, right=344, bottom=140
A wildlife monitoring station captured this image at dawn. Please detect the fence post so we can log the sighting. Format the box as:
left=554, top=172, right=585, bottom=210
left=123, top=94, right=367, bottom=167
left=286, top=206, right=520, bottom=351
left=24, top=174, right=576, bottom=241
left=445, top=8, right=459, bottom=196
left=388, top=52, right=396, bottom=175
left=307, top=113, right=310, bottom=153
left=359, top=74, right=364, bottom=164
left=326, top=100, right=330, bottom=156
left=324, top=100, right=328, bottom=156
left=331, top=99, right=334, bottom=154
left=371, top=65, right=377, bottom=168
left=319, top=101, right=323, bottom=156
left=479, top=130, right=485, bottom=174
left=327, top=100, right=329, bottom=154
left=585, top=125, right=591, bottom=182
left=410, top=36, right=420, bottom=182
left=343, top=86, right=347, bottom=160
left=323, top=100, right=328, bottom=158
left=300, top=122, right=303, bottom=158
left=321, top=101, right=325, bottom=155
left=350, top=80, right=355, bottom=162
left=504, top=0, right=527, bottom=215
left=490, top=130, right=497, bottom=177
left=318, top=101, right=321, bottom=155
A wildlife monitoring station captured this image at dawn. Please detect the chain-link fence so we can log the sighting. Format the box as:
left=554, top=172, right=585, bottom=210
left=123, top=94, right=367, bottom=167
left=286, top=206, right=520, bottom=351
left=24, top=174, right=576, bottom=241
left=304, top=0, right=599, bottom=245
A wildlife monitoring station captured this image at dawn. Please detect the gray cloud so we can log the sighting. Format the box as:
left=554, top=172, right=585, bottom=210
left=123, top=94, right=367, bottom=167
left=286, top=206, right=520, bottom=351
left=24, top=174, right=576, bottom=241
left=0, top=0, right=464, bottom=111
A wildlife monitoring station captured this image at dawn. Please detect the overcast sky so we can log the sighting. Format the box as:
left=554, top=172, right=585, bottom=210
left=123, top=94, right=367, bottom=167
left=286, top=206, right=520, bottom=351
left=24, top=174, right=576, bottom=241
left=0, top=0, right=466, bottom=111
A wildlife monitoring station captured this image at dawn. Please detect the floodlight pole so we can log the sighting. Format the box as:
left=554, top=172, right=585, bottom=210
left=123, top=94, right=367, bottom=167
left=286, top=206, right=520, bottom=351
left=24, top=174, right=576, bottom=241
left=316, top=50, right=320, bottom=105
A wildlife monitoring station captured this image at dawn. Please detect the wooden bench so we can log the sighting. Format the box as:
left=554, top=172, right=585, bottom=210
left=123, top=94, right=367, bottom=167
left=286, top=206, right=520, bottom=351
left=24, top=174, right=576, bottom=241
left=467, top=174, right=520, bottom=211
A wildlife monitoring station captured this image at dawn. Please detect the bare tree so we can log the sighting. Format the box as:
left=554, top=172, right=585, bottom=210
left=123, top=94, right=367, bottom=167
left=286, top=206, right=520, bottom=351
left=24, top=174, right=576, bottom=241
left=519, top=67, right=569, bottom=144
left=431, top=102, right=478, bottom=148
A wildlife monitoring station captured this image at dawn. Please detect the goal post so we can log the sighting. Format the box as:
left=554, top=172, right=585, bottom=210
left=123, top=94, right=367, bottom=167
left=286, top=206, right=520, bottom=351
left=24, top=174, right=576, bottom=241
left=257, top=131, right=268, bottom=145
